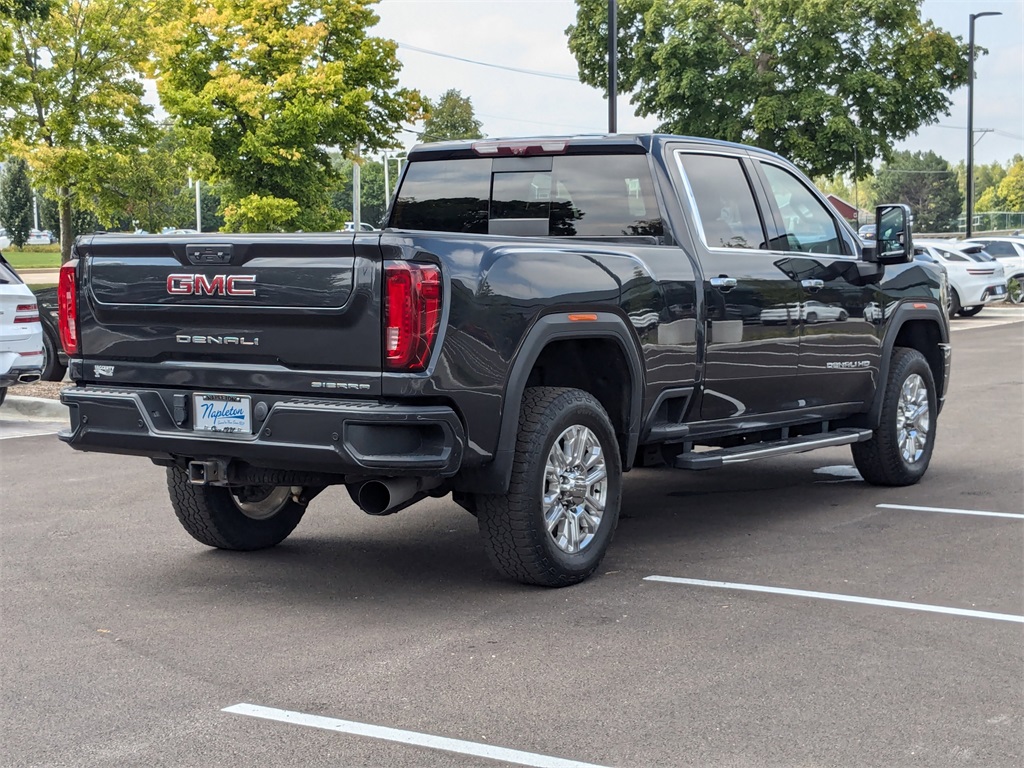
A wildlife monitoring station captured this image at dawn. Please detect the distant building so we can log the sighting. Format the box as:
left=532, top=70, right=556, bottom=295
left=825, top=194, right=870, bottom=225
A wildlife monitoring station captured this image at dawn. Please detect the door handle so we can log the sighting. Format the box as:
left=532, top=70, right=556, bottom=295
left=801, top=279, right=825, bottom=292
left=710, top=276, right=738, bottom=292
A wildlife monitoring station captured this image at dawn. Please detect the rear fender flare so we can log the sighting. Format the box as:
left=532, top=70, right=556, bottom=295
left=458, top=312, right=644, bottom=494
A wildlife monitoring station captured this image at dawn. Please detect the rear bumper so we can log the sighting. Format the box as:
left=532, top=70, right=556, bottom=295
left=58, top=386, right=465, bottom=477
left=0, top=363, right=43, bottom=387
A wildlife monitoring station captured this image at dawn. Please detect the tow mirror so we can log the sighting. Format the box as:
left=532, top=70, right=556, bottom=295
left=872, top=204, right=913, bottom=265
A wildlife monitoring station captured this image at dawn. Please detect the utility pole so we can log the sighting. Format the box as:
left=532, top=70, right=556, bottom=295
left=353, top=146, right=361, bottom=229
left=608, top=0, right=617, bottom=133
left=195, top=179, right=202, bottom=233
left=966, top=10, right=1001, bottom=238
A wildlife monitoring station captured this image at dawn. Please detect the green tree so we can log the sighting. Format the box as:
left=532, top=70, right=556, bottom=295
left=153, top=0, right=423, bottom=233
left=0, top=158, right=33, bottom=247
left=0, top=0, right=157, bottom=261
left=0, top=0, right=50, bottom=22
left=993, top=157, right=1024, bottom=212
left=421, top=89, right=484, bottom=143
left=873, top=150, right=962, bottom=233
left=567, top=0, right=969, bottom=179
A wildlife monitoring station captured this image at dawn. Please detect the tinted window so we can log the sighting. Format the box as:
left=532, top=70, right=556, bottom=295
left=979, top=241, right=1016, bottom=257
left=488, top=155, right=663, bottom=238
left=761, top=163, right=843, bottom=255
left=390, top=158, right=490, bottom=233
left=391, top=154, right=662, bottom=239
left=936, top=248, right=968, bottom=262
left=678, top=154, right=765, bottom=249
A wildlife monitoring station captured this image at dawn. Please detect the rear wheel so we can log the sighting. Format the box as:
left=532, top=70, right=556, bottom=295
left=475, top=387, right=621, bottom=587
left=947, top=288, right=961, bottom=319
left=1008, top=276, right=1024, bottom=305
left=166, top=467, right=306, bottom=550
left=41, top=325, right=68, bottom=381
left=957, top=305, right=984, bottom=317
left=852, top=348, right=936, bottom=486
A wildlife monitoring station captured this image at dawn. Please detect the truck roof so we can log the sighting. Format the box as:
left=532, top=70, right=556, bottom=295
left=407, top=133, right=786, bottom=162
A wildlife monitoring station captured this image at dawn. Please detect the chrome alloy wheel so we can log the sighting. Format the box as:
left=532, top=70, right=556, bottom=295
left=897, top=373, right=930, bottom=464
left=542, top=425, right=608, bottom=554
left=231, top=486, right=293, bottom=520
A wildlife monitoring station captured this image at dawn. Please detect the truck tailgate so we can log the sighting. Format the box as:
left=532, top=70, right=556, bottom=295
left=75, top=234, right=381, bottom=393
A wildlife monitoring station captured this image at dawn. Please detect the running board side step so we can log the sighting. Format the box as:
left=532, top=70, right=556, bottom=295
left=673, top=428, right=874, bottom=470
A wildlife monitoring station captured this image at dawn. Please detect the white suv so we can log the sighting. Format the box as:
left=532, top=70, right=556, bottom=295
left=913, top=239, right=1007, bottom=317
left=0, top=253, right=44, bottom=406
left=960, top=237, right=1024, bottom=304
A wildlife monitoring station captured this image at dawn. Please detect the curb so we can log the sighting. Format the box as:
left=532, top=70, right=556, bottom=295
left=2, top=395, right=68, bottom=422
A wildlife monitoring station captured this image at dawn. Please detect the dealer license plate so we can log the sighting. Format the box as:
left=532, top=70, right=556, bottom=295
left=193, top=393, right=252, bottom=434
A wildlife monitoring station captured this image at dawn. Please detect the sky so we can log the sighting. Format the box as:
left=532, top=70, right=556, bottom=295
left=369, top=0, right=1024, bottom=168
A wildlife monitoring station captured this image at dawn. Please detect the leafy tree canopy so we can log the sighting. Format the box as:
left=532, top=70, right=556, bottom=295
left=153, top=0, right=423, bottom=232
left=873, top=150, right=961, bottom=232
left=420, top=89, right=484, bottom=143
left=0, top=157, right=33, bottom=247
left=0, top=0, right=50, bottom=22
left=567, top=0, right=969, bottom=179
left=976, top=156, right=1024, bottom=213
left=0, top=0, right=157, bottom=260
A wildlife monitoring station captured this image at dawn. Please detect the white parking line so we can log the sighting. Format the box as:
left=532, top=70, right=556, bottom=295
left=643, top=577, right=1024, bottom=624
left=876, top=503, right=1024, bottom=520
left=223, top=703, right=612, bottom=768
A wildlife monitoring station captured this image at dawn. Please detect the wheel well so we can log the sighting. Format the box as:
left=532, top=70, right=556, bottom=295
left=893, top=319, right=943, bottom=386
left=525, top=338, right=632, bottom=454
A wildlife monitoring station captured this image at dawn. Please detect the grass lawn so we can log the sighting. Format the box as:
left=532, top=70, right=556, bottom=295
left=3, top=247, right=61, bottom=270
left=30, top=283, right=58, bottom=293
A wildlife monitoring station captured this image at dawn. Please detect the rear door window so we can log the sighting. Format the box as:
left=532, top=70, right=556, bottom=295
left=676, top=154, right=767, bottom=250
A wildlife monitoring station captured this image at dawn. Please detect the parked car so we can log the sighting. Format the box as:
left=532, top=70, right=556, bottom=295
left=913, top=239, right=1007, bottom=317
left=0, top=252, right=44, bottom=405
left=759, top=299, right=849, bottom=325
left=0, top=228, right=11, bottom=249
left=26, top=229, right=55, bottom=246
left=31, top=286, right=68, bottom=381
left=959, top=236, right=1024, bottom=304
left=342, top=221, right=377, bottom=232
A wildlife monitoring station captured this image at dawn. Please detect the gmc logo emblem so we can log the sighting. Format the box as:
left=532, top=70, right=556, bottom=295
left=166, top=274, right=257, bottom=296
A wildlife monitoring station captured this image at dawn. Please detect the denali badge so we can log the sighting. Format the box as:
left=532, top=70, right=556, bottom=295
left=176, top=335, right=260, bottom=346
left=166, top=274, right=256, bottom=296
left=826, top=360, right=870, bottom=370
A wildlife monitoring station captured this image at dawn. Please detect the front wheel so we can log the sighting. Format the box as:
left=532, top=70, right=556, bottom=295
left=166, top=467, right=306, bottom=550
left=475, top=387, right=622, bottom=587
left=852, top=348, right=937, bottom=486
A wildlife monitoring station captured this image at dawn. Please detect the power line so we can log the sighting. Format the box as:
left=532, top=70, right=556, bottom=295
left=395, top=42, right=579, bottom=82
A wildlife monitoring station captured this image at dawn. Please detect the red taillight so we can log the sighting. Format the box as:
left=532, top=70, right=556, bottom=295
left=58, top=260, right=78, bottom=355
left=472, top=140, right=567, bottom=156
left=384, top=261, right=442, bottom=371
left=14, top=303, right=39, bottom=323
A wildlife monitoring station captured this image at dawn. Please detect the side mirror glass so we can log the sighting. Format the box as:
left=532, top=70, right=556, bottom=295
left=874, top=204, right=913, bottom=264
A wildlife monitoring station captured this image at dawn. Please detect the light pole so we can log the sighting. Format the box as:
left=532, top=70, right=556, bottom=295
left=966, top=10, right=1001, bottom=238
left=608, top=0, right=617, bottom=133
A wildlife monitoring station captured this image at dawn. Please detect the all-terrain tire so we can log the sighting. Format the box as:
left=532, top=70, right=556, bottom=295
left=166, top=467, right=306, bottom=550
left=475, top=387, right=622, bottom=587
left=851, top=348, right=937, bottom=487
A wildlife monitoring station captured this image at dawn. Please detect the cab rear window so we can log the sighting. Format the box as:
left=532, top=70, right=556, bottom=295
left=391, top=154, right=663, bottom=240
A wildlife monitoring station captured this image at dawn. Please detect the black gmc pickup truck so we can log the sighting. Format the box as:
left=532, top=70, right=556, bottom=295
left=58, top=134, right=950, bottom=587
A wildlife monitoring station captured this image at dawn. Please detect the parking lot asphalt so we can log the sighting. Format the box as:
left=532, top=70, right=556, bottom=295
left=1, top=321, right=1021, bottom=767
